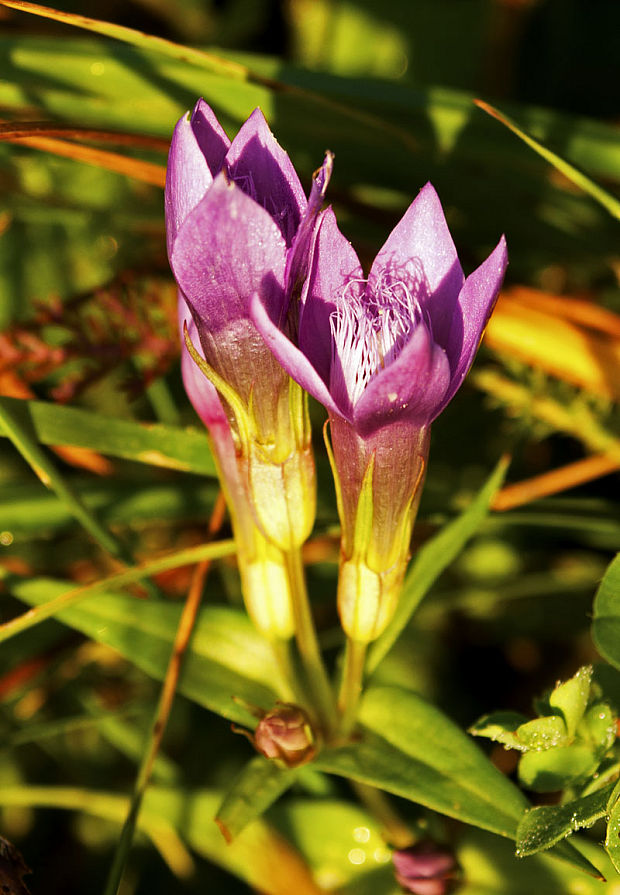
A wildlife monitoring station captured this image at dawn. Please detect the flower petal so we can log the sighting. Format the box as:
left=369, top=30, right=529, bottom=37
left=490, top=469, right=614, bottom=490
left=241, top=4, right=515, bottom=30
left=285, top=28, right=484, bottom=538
left=171, top=172, right=287, bottom=329
left=368, top=182, right=464, bottom=351
left=435, top=235, right=508, bottom=414
left=284, top=151, right=333, bottom=299
left=189, top=98, right=231, bottom=171
left=225, top=108, right=306, bottom=246
left=178, top=296, right=229, bottom=431
left=250, top=290, right=343, bottom=420
left=165, top=99, right=230, bottom=255
left=352, top=323, right=451, bottom=436
left=299, top=207, right=363, bottom=388
left=171, top=173, right=287, bottom=396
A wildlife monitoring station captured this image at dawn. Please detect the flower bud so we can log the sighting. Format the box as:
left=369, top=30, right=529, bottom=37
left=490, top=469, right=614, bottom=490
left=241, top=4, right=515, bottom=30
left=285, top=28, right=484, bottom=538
left=254, top=703, right=316, bottom=767
left=392, top=842, right=458, bottom=895
left=243, top=548, right=295, bottom=640
left=330, top=418, right=429, bottom=643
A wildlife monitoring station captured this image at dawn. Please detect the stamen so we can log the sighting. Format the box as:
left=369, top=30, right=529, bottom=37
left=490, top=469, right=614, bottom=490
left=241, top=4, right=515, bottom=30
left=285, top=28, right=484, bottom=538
left=330, top=264, right=430, bottom=407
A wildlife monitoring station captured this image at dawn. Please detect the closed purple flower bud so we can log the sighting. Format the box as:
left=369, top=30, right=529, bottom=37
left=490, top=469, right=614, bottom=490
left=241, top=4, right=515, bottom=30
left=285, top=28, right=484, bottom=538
left=167, top=99, right=332, bottom=551
left=392, top=842, right=458, bottom=895
left=251, top=184, right=507, bottom=640
left=254, top=703, right=316, bottom=767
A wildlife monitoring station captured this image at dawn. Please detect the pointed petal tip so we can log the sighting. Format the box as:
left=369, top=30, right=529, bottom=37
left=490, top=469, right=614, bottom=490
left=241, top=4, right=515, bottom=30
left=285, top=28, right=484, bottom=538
left=191, top=96, right=209, bottom=117
left=490, top=233, right=509, bottom=272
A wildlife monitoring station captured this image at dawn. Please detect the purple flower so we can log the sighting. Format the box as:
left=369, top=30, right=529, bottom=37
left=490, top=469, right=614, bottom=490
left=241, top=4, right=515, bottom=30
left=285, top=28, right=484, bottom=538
left=166, top=100, right=332, bottom=551
left=250, top=182, right=506, bottom=435
left=251, top=184, right=507, bottom=641
left=166, top=99, right=332, bottom=435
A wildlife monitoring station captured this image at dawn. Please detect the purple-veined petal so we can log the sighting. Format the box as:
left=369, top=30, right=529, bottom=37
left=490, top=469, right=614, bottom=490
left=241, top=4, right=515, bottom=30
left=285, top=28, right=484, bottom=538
left=165, top=100, right=230, bottom=256
left=368, top=182, right=465, bottom=353
left=171, top=172, right=287, bottom=333
left=178, top=296, right=229, bottom=431
left=225, top=108, right=306, bottom=246
left=435, top=234, right=507, bottom=415
left=250, top=291, right=343, bottom=420
left=299, top=207, right=363, bottom=388
left=352, top=322, right=451, bottom=436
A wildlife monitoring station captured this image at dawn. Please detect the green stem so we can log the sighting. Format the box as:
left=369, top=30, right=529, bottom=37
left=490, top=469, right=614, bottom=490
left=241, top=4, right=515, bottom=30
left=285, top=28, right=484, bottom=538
left=269, top=636, right=304, bottom=705
left=284, top=547, right=336, bottom=737
left=338, top=637, right=367, bottom=738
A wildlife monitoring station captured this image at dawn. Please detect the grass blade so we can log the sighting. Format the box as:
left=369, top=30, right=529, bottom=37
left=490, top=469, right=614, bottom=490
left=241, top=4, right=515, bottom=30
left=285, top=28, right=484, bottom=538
left=0, top=0, right=417, bottom=152
left=0, top=397, right=217, bottom=476
left=475, top=99, right=620, bottom=220
left=0, top=539, right=236, bottom=645
left=0, top=397, right=127, bottom=559
left=368, top=457, right=509, bottom=673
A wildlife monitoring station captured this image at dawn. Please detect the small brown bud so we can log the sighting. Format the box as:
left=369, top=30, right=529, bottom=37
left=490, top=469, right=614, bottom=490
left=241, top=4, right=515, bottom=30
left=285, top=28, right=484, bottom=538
left=253, top=703, right=316, bottom=767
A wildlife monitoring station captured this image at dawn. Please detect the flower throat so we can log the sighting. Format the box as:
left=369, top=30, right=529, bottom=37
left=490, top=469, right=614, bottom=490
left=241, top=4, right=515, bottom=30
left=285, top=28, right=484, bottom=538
left=329, top=267, right=429, bottom=406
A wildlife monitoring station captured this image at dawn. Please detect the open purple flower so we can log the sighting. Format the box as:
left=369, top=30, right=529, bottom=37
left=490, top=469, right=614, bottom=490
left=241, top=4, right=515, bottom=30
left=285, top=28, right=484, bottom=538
left=251, top=183, right=507, bottom=641
left=251, top=182, right=506, bottom=435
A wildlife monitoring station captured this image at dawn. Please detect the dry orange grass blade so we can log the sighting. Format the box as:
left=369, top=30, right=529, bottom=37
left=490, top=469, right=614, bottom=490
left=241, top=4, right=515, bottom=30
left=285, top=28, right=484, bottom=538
left=492, top=453, right=619, bottom=511
left=0, top=121, right=170, bottom=151
left=5, top=132, right=167, bottom=186
left=486, top=287, right=620, bottom=401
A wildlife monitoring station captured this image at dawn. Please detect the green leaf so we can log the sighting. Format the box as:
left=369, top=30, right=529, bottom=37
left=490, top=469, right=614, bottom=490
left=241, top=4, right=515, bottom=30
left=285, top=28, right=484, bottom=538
left=368, top=457, right=509, bottom=672
left=605, top=788, right=620, bottom=874
left=315, top=685, right=526, bottom=838
left=457, top=828, right=609, bottom=893
left=269, top=797, right=394, bottom=892
left=592, top=554, right=620, bottom=670
left=469, top=711, right=531, bottom=751
left=475, top=100, right=620, bottom=220
left=518, top=745, right=599, bottom=792
left=549, top=665, right=592, bottom=738
left=215, top=757, right=298, bottom=842
left=516, top=783, right=615, bottom=857
left=579, top=702, right=617, bottom=754
left=515, top=716, right=568, bottom=751
left=0, top=396, right=126, bottom=559
left=0, top=541, right=236, bottom=644
left=0, top=784, right=324, bottom=895
left=313, top=687, right=599, bottom=877
left=0, top=396, right=216, bottom=476
left=0, top=479, right=217, bottom=540
left=8, top=579, right=281, bottom=725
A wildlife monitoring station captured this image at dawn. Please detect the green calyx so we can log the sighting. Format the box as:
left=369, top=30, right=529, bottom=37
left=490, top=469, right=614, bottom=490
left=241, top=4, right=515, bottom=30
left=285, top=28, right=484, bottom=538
left=471, top=665, right=618, bottom=792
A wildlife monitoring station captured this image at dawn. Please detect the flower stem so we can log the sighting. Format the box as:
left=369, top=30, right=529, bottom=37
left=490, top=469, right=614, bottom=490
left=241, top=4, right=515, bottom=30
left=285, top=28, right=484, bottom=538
left=269, top=636, right=304, bottom=705
left=283, top=546, right=336, bottom=737
left=337, top=637, right=367, bottom=738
